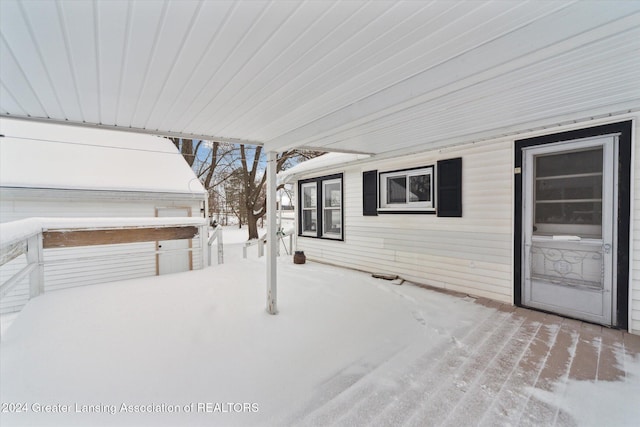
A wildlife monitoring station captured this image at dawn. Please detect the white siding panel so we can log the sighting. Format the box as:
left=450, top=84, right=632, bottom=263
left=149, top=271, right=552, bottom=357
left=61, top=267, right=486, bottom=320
left=296, top=139, right=514, bottom=302
left=632, top=118, right=640, bottom=334
left=43, top=242, right=157, bottom=292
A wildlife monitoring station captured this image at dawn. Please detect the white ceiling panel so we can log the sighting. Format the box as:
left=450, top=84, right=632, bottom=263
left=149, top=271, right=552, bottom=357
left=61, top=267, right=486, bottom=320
left=59, top=0, right=102, bottom=123
left=145, top=0, right=236, bottom=132
left=114, top=0, right=167, bottom=126
left=96, top=0, right=130, bottom=126
left=0, top=37, right=46, bottom=118
left=0, top=1, right=65, bottom=119
left=191, top=0, right=337, bottom=137
left=184, top=0, right=302, bottom=134
left=1, top=0, right=639, bottom=157
left=19, top=0, right=83, bottom=120
left=129, top=0, right=203, bottom=128
left=0, top=82, right=26, bottom=116
left=307, top=26, right=640, bottom=154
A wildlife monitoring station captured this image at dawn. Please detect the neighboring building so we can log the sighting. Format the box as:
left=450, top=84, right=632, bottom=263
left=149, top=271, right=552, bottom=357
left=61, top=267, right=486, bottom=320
left=0, top=118, right=208, bottom=313
left=280, top=115, right=640, bottom=335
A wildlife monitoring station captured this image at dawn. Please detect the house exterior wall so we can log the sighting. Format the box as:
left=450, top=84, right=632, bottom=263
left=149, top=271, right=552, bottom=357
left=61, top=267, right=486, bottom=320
left=0, top=189, right=205, bottom=314
left=293, top=114, right=640, bottom=334
left=631, top=118, right=640, bottom=334
left=295, top=138, right=514, bottom=303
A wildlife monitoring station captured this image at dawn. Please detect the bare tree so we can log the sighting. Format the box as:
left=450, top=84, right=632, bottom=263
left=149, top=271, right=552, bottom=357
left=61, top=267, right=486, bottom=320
left=173, top=137, right=323, bottom=239
left=238, top=146, right=324, bottom=239
left=239, top=145, right=267, bottom=239
left=172, top=138, right=239, bottom=222
left=224, top=168, right=248, bottom=228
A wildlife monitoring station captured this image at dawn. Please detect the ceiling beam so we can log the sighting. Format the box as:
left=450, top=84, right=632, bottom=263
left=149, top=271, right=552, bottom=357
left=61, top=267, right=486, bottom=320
left=0, top=114, right=265, bottom=146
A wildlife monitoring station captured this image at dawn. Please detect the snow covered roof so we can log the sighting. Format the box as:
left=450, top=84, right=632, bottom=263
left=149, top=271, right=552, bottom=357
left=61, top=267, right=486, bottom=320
left=0, top=118, right=206, bottom=195
left=278, top=152, right=371, bottom=184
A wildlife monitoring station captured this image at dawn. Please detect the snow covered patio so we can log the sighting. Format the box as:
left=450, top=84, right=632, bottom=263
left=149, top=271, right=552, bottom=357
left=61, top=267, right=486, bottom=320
left=1, top=232, right=639, bottom=427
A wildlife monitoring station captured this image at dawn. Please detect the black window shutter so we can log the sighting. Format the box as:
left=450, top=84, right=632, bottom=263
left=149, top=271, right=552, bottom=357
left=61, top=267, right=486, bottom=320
left=362, top=170, right=378, bottom=216
left=437, top=158, right=462, bottom=217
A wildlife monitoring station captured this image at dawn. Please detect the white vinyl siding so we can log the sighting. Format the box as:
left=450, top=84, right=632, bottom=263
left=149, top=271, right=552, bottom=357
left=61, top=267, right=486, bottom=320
left=0, top=190, right=204, bottom=314
left=295, top=139, right=514, bottom=303
left=630, top=118, right=640, bottom=334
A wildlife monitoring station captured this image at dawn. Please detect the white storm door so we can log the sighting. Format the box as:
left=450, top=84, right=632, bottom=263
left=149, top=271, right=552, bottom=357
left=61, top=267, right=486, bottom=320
left=157, top=208, right=191, bottom=275
left=522, top=135, right=616, bottom=326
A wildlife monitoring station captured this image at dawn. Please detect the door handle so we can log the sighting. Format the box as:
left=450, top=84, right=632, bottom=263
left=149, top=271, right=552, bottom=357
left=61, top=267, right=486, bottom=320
left=603, top=243, right=612, bottom=254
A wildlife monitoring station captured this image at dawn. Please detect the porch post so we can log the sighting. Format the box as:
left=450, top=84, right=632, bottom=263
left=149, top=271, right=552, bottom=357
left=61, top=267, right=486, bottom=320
left=266, top=150, right=278, bottom=314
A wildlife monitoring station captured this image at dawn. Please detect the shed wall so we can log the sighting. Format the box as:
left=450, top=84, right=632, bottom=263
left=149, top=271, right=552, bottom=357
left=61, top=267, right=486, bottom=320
left=0, top=191, right=204, bottom=314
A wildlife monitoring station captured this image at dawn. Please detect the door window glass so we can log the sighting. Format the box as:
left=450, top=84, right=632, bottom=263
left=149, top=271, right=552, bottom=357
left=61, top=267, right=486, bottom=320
left=534, top=148, right=603, bottom=237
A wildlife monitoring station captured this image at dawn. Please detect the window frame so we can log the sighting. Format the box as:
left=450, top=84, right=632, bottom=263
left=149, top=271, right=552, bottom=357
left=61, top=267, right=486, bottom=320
left=300, top=181, right=318, bottom=236
left=321, top=178, right=342, bottom=238
left=298, top=173, right=344, bottom=241
left=378, top=166, right=435, bottom=213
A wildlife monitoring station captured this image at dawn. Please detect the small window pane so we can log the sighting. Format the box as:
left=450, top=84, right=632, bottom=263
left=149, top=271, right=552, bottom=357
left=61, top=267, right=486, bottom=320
left=535, top=201, right=602, bottom=226
left=323, top=210, right=341, bottom=235
left=387, top=176, right=406, bottom=204
left=536, top=148, right=602, bottom=177
left=302, top=210, right=317, bottom=233
left=324, top=182, right=341, bottom=207
left=303, top=185, right=317, bottom=208
left=409, top=174, right=431, bottom=202
left=536, top=175, right=602, bottom=201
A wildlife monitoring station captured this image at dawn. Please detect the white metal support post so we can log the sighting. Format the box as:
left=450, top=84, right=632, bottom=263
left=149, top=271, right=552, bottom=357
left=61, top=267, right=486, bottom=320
left=266, top=151, right=278, bottom=314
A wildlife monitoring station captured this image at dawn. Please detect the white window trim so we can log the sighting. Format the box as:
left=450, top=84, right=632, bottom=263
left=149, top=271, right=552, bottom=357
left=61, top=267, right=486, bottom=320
left=379, top=166, right=434, bottom=211
left=301, top=182, right=318, bottom=236
left=322, top=178, right=342, bottom=239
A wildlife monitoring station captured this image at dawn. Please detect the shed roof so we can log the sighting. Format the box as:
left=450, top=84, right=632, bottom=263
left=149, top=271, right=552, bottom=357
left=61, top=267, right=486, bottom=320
left=0, top=118, right=206, bottom=195
left=1, top=1, right=639, bottom=157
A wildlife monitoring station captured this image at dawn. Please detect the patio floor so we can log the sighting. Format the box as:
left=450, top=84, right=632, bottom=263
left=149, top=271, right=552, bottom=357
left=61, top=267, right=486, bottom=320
left=1, top=236, right=639, bottom=426
left=282, top=295, right=640, bottom=427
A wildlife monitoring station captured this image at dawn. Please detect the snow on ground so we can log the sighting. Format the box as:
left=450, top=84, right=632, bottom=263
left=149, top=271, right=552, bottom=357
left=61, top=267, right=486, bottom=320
left=1, top=230, right=639, bottom=426
left=531, top=373, right=640, bottom=427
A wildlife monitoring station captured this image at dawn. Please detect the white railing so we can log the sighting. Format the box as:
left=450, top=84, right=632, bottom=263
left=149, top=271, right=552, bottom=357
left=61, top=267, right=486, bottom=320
left=278, top=228, right=294, bottom=256
left=0, top=217, right=209, bottom=321
left=242, top=228, right=293, bottom=259
left=208, top=224, right=224, bottom=266
left=0, top=232, right=43, bottom=301
left=243, top=232, right=267, bottom=259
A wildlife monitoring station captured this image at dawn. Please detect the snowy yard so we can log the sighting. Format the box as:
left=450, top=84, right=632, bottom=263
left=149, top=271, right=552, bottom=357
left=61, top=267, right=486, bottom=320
left=1, top=227, right=639, bottom=426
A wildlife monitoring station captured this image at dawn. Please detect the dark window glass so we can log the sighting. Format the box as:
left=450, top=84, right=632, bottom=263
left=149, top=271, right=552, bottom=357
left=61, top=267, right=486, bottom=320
left=409, top=174, right=431, bottom=202
left=387, top=176, right=406, bottom=204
